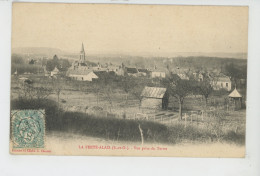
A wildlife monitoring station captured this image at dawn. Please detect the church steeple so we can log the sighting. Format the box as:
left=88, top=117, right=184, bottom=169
left=81, top=43, right=85, bottom=52
left=79, top=43, right=85, bottom=64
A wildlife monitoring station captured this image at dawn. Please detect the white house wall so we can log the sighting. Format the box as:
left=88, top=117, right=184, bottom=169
left=69, top=72, right=98, bottom=81
left=212, top=81, right=232, bottom=91
left=151, top=72, right=166, bottom=78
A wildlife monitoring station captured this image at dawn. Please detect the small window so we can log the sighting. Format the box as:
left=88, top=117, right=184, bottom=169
left=226, top=83, right=228, bottom=87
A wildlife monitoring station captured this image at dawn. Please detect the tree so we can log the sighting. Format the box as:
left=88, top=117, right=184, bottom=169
left=46, top=60, right=56, bottom=72
left=130, top=77, right=153, bottom=109
left=52, top=78, right=62, bottom=106
left=57, top=59, right=71, bottom=72
left=130, top=80, right=145, bottom=109
left=163, top=74, right=194, bottom=120
left=224, top=63, right=241, bottom=86
left=11, top=54, right=24, bottom=65
left=198, top=78, right=213, bottom=107
left=103, top=85, right=114, bottom=112
left=92, top=81, right=102, bottom=106
left=46, top=55, right=60, bottom=72
left=119, top=75, right=136, bottom=105
left=29, top=59, right=35, bottom=65
left=19, top=81, right=52, bottom=100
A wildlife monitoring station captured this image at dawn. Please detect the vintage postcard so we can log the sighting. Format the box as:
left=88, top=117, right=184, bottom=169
left=10, top=3, right=248, bottom=157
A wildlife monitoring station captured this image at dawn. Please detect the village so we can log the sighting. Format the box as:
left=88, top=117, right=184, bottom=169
left=10, top=43, right=247, bottom=144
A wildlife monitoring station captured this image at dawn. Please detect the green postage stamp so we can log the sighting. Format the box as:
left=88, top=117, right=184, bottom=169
left=11, top=110, right=45, bottom=148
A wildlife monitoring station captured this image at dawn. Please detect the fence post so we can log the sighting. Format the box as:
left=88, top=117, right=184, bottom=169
left=138, top=124, right=144, bottom=146
left=184, top=113, right=187, bottom=128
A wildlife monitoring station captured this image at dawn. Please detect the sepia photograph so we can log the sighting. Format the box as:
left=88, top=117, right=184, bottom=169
left=10, top=3, right=248, bottom=157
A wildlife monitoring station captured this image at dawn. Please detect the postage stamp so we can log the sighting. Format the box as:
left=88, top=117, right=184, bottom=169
left=11, top=110, right=45, bottom=148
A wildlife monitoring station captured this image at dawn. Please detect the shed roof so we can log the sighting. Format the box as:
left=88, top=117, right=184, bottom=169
left=229, top=88, right=242, bottom=98
left=141, top=86, right=167, bottom=99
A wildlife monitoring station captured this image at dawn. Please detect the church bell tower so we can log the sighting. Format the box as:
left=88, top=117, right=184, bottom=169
left=79, top=43, right=85, bottom=64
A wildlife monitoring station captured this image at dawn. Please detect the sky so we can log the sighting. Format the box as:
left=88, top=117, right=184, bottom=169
left=12, top=3, right=248, bottom=56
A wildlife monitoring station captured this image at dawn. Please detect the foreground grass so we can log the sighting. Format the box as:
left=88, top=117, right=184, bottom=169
left=11, top=98, right=245, bottom=145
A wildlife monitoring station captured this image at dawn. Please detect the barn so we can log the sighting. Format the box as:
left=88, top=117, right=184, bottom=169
left=141, top=86, right=169, bottom=109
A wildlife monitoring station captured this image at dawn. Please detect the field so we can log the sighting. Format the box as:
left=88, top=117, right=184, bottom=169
left=10, top=72, right=246, bottom=146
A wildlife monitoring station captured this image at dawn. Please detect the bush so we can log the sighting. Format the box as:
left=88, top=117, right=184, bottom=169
left=11, top=63, right=43, bottom=74
left=11, top=98, right=169, bottom=143
left=11, top=98, right=61, bottom=131
left=212, top=89, right=229, bottom=96
left=61, top=111, right=169, bottom=143
left=10, top=98, right=245, bottom=145
left=168, top=124, right=211, bottom=144
left=223, top=131, right=245, bottom=145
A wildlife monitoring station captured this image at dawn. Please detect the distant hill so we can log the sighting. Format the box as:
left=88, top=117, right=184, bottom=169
left=169, top=52, right=247, bottom=60
left=12, top=47, right=247, bottom=60
left=12, top=47, right=74, bottom=57
left=119, top=52, right=247, bottom=60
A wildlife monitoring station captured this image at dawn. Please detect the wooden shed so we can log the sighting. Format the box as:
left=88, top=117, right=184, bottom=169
left=228, top=88, right=242, bottom=110
left=141, top=86, right=169, bottom=109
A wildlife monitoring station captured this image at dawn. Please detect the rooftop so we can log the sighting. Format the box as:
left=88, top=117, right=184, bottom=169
left=229, top=88, right=242, bottom=98
left=126, top=67, right=138, bottom=74
left=141, top=86, right=167, bottom=99
left=67, top=68, right=93, bottom=75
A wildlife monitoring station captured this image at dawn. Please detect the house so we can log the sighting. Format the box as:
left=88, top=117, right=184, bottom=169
left=192, top=72, right=204, bottom=81
left=114, top=67, right=125, bottom=76
left=93, top=70, right=116, bottom=80
left=150, top=70, right=166, bottom=78
left=125, top=67, right=139, bottom=77
left=106, top=65, right=125, bottom=76
left=228, top=88, right=242, bottom=110
left=137, top=68, right=149, bottom=76
left=51, top=67, right=59, bottom=76
left=210, top=74, right=232, bottom=91
left=141, top=86, right=169, bottom=109
left=67, top=69, right=98, bottom=81
left=177, top=73, right=189, bottom=80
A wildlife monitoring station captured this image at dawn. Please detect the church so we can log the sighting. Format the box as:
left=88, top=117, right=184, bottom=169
left=66, top=43, right=126, bottom=81
left=73, top=43, right=88, bottom=68
left=66, top=43, right=99, bottom=81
